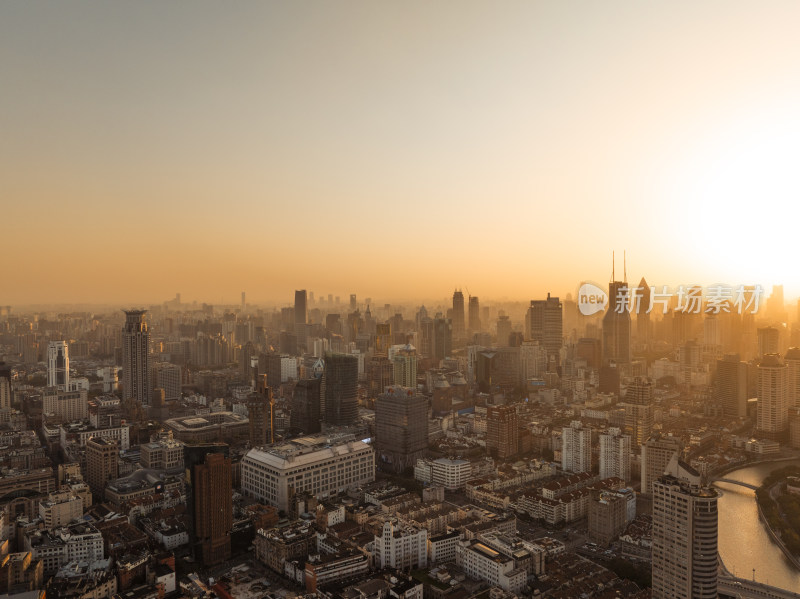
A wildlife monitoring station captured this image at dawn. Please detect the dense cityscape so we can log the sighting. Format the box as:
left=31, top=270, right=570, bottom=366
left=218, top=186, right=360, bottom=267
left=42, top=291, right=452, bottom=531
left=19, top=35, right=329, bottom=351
left=1, top=281, right=800, bottom=599
left=6, top=2, right=800, bottom=598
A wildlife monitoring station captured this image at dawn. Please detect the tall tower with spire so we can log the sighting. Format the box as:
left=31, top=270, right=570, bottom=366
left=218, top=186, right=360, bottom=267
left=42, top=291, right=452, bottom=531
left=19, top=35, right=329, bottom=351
left=603, top=252, right=632, bottom=365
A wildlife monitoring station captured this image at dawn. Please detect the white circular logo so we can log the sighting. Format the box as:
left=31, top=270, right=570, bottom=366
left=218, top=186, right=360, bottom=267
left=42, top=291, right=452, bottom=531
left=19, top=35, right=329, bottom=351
left=578, top=282, right=608, bottom=316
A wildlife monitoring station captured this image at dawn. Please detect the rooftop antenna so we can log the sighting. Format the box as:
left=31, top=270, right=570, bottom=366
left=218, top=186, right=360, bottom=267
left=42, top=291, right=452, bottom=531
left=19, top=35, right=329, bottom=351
left=624, top=250, right=627, bottom=283
left=612, top=251, right=615, bottom=282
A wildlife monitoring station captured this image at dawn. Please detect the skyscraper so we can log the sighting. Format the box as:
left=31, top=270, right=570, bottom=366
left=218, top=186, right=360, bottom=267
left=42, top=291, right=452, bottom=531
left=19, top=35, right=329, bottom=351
left=392, top=345, right=417, bottom=388
left=122, top=310, right=152, bottom=405
left=785, top=347, right=800, bottom=408
left=487, top=405, right=519, bottom=460
left=641, top=434, right=682, bottom=495
left=0, top=363, right=11, bottom=411
left=756, top=353, right=789, bottom=440
left=47, top=340, right=69, bottom=389
left=247, top=390, right=271, bottom=447
left=432, top=316, right=452, bottom=362
left=290, top=378, right=322, bottom=435
left=620, top=377, right=653, bottom=447
left=757, top=327, right=780, bottom=357
left=562, top=421, right=591, bottom=473
left=452, top=290, right=465, bottom=344
left=294, top=290, right=308, bottom=326
left=716, top=353, right=748, bottom=417
left=599, top=428, right=631, bottom=482
left=468, top=296, right=480, bottom=334
left=375, top=387, right=428, bottom=473
left=86, top=437, right=119, bottom=499
left=635, top=277, right=651, bottom=347
left=185, top=443, right=232, bottom=567
left=323, top=353, right=358, bottom=426
left=651, top=457, right=718, bottom=599
left=602, top=280, right=631, bottom=365
left=525, top=294, right=563, bottom=364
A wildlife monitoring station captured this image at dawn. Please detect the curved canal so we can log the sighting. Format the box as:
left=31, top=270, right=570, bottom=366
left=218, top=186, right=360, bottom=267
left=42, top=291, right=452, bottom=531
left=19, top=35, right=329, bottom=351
left=715, top=459, right=800, bottom=591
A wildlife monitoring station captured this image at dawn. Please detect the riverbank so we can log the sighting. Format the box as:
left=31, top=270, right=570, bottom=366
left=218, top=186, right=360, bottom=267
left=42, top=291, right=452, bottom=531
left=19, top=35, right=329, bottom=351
left=756, top=481, right=800, bottom=571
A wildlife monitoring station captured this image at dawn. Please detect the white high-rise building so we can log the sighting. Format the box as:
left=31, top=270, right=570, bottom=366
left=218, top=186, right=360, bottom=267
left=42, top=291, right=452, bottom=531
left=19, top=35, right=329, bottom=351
left=374, top=520, right=427, bottom=570
left=756, top=354, right=788, bottom=438
left=599, top=428, right=631, bottom=482
left=561, top=420, right=591, bottom=474
left=47, top=341, right=70, bottom=389
left=651, top=457, right=718, bottom=599
left=122, top=310, right=152, bottom=405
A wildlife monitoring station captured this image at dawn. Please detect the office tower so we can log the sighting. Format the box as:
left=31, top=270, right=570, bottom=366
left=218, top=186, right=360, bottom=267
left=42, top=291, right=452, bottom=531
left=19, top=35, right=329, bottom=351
left=375, top=323, right=392, bottom=355
left=0, top=363, right=11, bottom=410
left=758, top=327, right=780, bottom=357
left=375, top=387, right=428, bottom=473
left=241, top=291, right=246, bottom=312
left=562, top=421, right=591, bottom=473
left=290, top=378, right=321, bottom=435
left=651, top=458, right=718, bottom=599
left=393, top=345, right=417, bottom=388
left=519, top=340, right=548, bottom=385
left=716, top=354, right=748, bottom=417
left=496, top=315, right=511, bottom=345
left=122, top=310, right=152, bottom=405
left=86, top=437, right=119, bottom=498
left=432, top=316, right=453, bottom=361
left=452, top=290, right=465, bottom=344
left=620, top=377, right=653, bottom=446
left=576, top=338, right=602, bottom=370
left=323, top=353, right=358, bottom=426
left=468, top=296, right=480, bottom=334
left=294, top=290, right=307, bottom=326
left=152, top=362, right=181, bottom=402
left=756, top=354, right=789, bottom=440
left=525, top=293, right=563, bottom=364
left=185, top=443, right=232, bottom=567
left=785, top=348, right=800, bottom=408
left=47, top=340, right=69, bottom=389
left=603, top=280, right=631, bottom=365
left=486, top=405, right=519, bottom=460
left=247, top=391, right=271, bottom=447
left=635, top=277, right=651, bottom=346
left=350, top=294, right=357, bottom=310
left=599, top=428, right=631, bottom=482
left=641, top=434, right=682, bottom=494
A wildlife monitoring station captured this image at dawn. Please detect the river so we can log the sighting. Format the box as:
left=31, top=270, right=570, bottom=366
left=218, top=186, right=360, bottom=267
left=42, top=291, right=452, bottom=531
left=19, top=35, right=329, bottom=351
left=714, top=459, right=800, bottom=591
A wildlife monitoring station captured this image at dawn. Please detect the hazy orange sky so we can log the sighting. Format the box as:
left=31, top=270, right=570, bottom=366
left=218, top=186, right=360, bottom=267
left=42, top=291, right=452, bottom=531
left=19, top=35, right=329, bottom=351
left=3, top=2, right=800, bottom=306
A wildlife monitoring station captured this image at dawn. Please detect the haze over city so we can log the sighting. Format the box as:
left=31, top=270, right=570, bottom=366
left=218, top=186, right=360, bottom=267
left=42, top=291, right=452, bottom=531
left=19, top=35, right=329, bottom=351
left=5, top=3, right=800, bottom=599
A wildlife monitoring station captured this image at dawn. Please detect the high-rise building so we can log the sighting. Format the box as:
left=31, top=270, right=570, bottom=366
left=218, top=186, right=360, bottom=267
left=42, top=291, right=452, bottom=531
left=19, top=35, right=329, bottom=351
left=758, top=327, right=780, bottom=357
left=47, top=341, right=69, bottom=389
left=392, top=345, right=417, bottom=388
left=619, top=377, right=653, bottom=447
left=603, top=280, right=631, bottom=365
left=651, top=458, right=718, bottom=599
left=641, top=434, right=682, bottom=495
left=452, top=290, right=465, bottom=344
left=716, top=354, right=748, bottom=417
left=525, top=294, right=563, bottom=364
left=247, top=391, right=271, bottom=447
left=86, top=437, right=119, bottom=498
left=756, top=354, right=789, bottom=440
left=295, top=290, right=308, bottom=326
left=433, top=316, right=452, bottom=362
left=496, top=315, right=512, bottom=346
left=152, top=362, right=182, bottom=402
left=323, top=353, right=358, bottom=427
left=562, top=421, right=591, bottom=473
left=486, top=405, right=519, bottom=461
left=785, top=347, right=800, bottom=408
left=184, top=443, right=232, bottom=567
left=375, top=387, right=428, bottom=473
left=468, top=296, right=480, bottom=334
left=290, top=378, right=322, bottom=435
left=599, top=428, right=631, bottom=482
left=588, top=490, right=630, bottom=546
left=122, top=310, right=151, bottom=405
left=0, top=363, right=12, bottom=411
